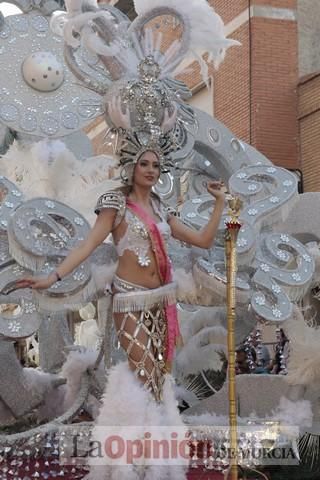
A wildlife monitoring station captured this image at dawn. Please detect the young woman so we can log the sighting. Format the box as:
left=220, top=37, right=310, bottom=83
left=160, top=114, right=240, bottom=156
left=16, top=150, right=225, bottom=478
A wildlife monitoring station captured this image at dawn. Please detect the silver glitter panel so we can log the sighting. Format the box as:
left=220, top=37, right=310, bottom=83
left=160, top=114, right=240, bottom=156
left=0, top=264, right=41, bottom=340
left=0, top=177, right=23, bottom=233
left=0, top=340, right=42, bottom=418
left=9, top=197, right=89, bottom=262
left=0, top=11, right=102, bottom=137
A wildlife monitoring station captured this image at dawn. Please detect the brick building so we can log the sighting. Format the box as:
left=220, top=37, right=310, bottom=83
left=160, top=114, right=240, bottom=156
left=88, top=1, right=320, bottom=192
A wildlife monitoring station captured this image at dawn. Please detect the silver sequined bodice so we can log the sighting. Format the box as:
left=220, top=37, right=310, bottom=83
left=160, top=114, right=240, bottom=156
left=115, top=200, right=171, bottom=267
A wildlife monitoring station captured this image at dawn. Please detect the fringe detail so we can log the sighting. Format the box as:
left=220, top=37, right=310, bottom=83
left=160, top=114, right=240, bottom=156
left=193, top=263, right=250, bottom=305
left=7, top=227, right=45, bottom=272
left=113, top=283, right=177, bottom=313
left=34, top=277, right=99, bottom=312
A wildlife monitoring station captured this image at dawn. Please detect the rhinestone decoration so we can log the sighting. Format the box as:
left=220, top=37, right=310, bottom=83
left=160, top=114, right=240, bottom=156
left=74, top=217, right=84, bottom=226
left=255, top=296, right=266, bottom=306
left=271, top=284, right=281, bottom=294
left=272, top=308, right=282, bottom=318
left=0, top=104, right=19, bottom=122
left=237, top=238, right=248, bottom=248
left=61, top=111, right=79, bottom=129
left=236, top=172, right=247, bottom=179
left=248, top=208, right=258, bottom=216
left=260, top=264, right=270, bottom=272
left=24, top=302, right=37, bottom=314
left=73, top=271, right=85, bottom=281
left=280, top=234, right=290, bottom=243
left=8, top=320, right=21, bottom=333
left=283, top=180, right=293, bottom=187
left=0, top=12, right=101, bottom=136
left=45, top=200, right=55, bottom=209
left=292, top=273, right=301, bottom=282
left=276, top=250, right=289, bottom=261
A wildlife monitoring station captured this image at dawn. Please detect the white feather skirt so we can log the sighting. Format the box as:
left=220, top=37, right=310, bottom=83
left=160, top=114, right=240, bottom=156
left=86, top=361, right=189, bottom=480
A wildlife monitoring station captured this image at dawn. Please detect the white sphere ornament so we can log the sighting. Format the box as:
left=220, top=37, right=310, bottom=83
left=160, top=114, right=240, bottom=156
left=22, top=52, right=64, bottom=92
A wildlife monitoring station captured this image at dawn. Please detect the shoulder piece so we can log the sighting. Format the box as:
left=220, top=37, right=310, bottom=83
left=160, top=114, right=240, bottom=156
left=94, top=191, right=126, bottom=229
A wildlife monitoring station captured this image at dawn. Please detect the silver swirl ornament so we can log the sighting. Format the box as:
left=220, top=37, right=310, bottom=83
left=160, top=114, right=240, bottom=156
left=180, top=194, right=256, bottom=261
left=0, top=177, right=23, bottom=233
left=229, top=166, right=298, bottom=230
left=7, top=198, right=95, bottom=312
left=252, top=233, right=314, bottom=322
left=0, top=264, right=40, bottom=340
left=8, top=198, right=90, bottom=270
left=180, top=195, right=252, bottom=305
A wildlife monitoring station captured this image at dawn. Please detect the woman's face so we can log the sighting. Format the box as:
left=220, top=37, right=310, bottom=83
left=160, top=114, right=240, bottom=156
left=133, top=151, right=160, bottom=187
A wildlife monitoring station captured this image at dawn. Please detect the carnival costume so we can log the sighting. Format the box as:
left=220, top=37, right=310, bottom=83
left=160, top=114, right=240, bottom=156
left=57, top=0, right=239, bottom=477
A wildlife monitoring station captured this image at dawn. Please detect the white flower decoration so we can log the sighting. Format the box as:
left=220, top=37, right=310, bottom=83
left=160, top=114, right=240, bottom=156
left=292, top=273, right=301, bottom=282
left=237, top=238, right=248, bottom=248
left=4, top=202, right=13, bottom=208
left=45, top=200, right=55, bottom=209
left=302, top=254, right=311, bottom=263
left=267, top=167, right=276, bottom=173
left=0, top=220, right=8, bottom=227
left=270, top=196, right=280, bottom=204
left=276, top=250, right=289, bottom=261
left=11, top=189, right=22, bottom=197
left=192, top=198, right=202, bottom=204
left=187, top=213, right=197, bottom=218
left=272, top=284, right=281, bottom=294
left=248, top=208, right=258, bottom=216
left=13, top=265, right=25, bottom=275
left=24, top=302, right=37, bottom=314
left=8, top=320, right=21, bottom=333
left=272, top=308, right=282, bottom=318
left=35, top=209, right=44, bottom=219
left=236, top=172, right=247, bottom=179
left=260, top=263, right=270, bottom=272
left=283, top=180, right=293, bottom=187
left=73, top=271, right=85, bottom=281
left=280, top=234, right=290, bottom=243
left=255, top=295, right=266, bottom=306
left=16, top=218, right=25, bottom=230
left=74, top=217, right=84, bottom=226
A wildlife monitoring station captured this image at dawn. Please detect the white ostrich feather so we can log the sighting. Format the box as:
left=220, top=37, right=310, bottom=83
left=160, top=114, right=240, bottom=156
left=283, top=306, right=320, bottom=386
left=133, top=0, right=240, bottom=81
left=0, top=140, right=120, bottom=225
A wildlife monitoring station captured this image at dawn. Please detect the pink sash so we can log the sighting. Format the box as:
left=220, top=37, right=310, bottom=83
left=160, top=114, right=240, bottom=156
left=126, top=199, right=181, bottom=364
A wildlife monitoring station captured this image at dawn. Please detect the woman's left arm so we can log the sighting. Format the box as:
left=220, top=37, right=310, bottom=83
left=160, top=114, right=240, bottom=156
left=169, top=181, right=225, bottom=249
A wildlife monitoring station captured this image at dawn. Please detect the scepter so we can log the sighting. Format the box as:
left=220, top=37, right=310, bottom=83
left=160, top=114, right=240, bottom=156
left=225, top=195, right=242, bottom=480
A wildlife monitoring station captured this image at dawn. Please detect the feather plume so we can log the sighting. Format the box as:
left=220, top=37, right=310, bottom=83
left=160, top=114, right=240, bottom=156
left=283, top=306, right=320, bottom=386
left=0, top=139, right=121, bottom=225
left=133, top=0, right=240, bottom=82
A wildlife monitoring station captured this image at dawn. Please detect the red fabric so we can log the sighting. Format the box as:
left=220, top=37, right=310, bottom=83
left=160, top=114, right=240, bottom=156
left=12, top=458, right=224, bottom=480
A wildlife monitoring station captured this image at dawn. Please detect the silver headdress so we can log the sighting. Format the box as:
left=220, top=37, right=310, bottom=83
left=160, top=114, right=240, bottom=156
left=55, top=0, right=240, bottom=182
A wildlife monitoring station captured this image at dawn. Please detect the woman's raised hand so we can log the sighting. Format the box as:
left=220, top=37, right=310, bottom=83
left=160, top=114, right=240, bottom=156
left=206, top=180, right=225, bottom=201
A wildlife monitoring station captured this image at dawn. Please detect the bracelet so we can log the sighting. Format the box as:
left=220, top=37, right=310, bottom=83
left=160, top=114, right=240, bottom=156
left=53, top=271, right=62, bottom=282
